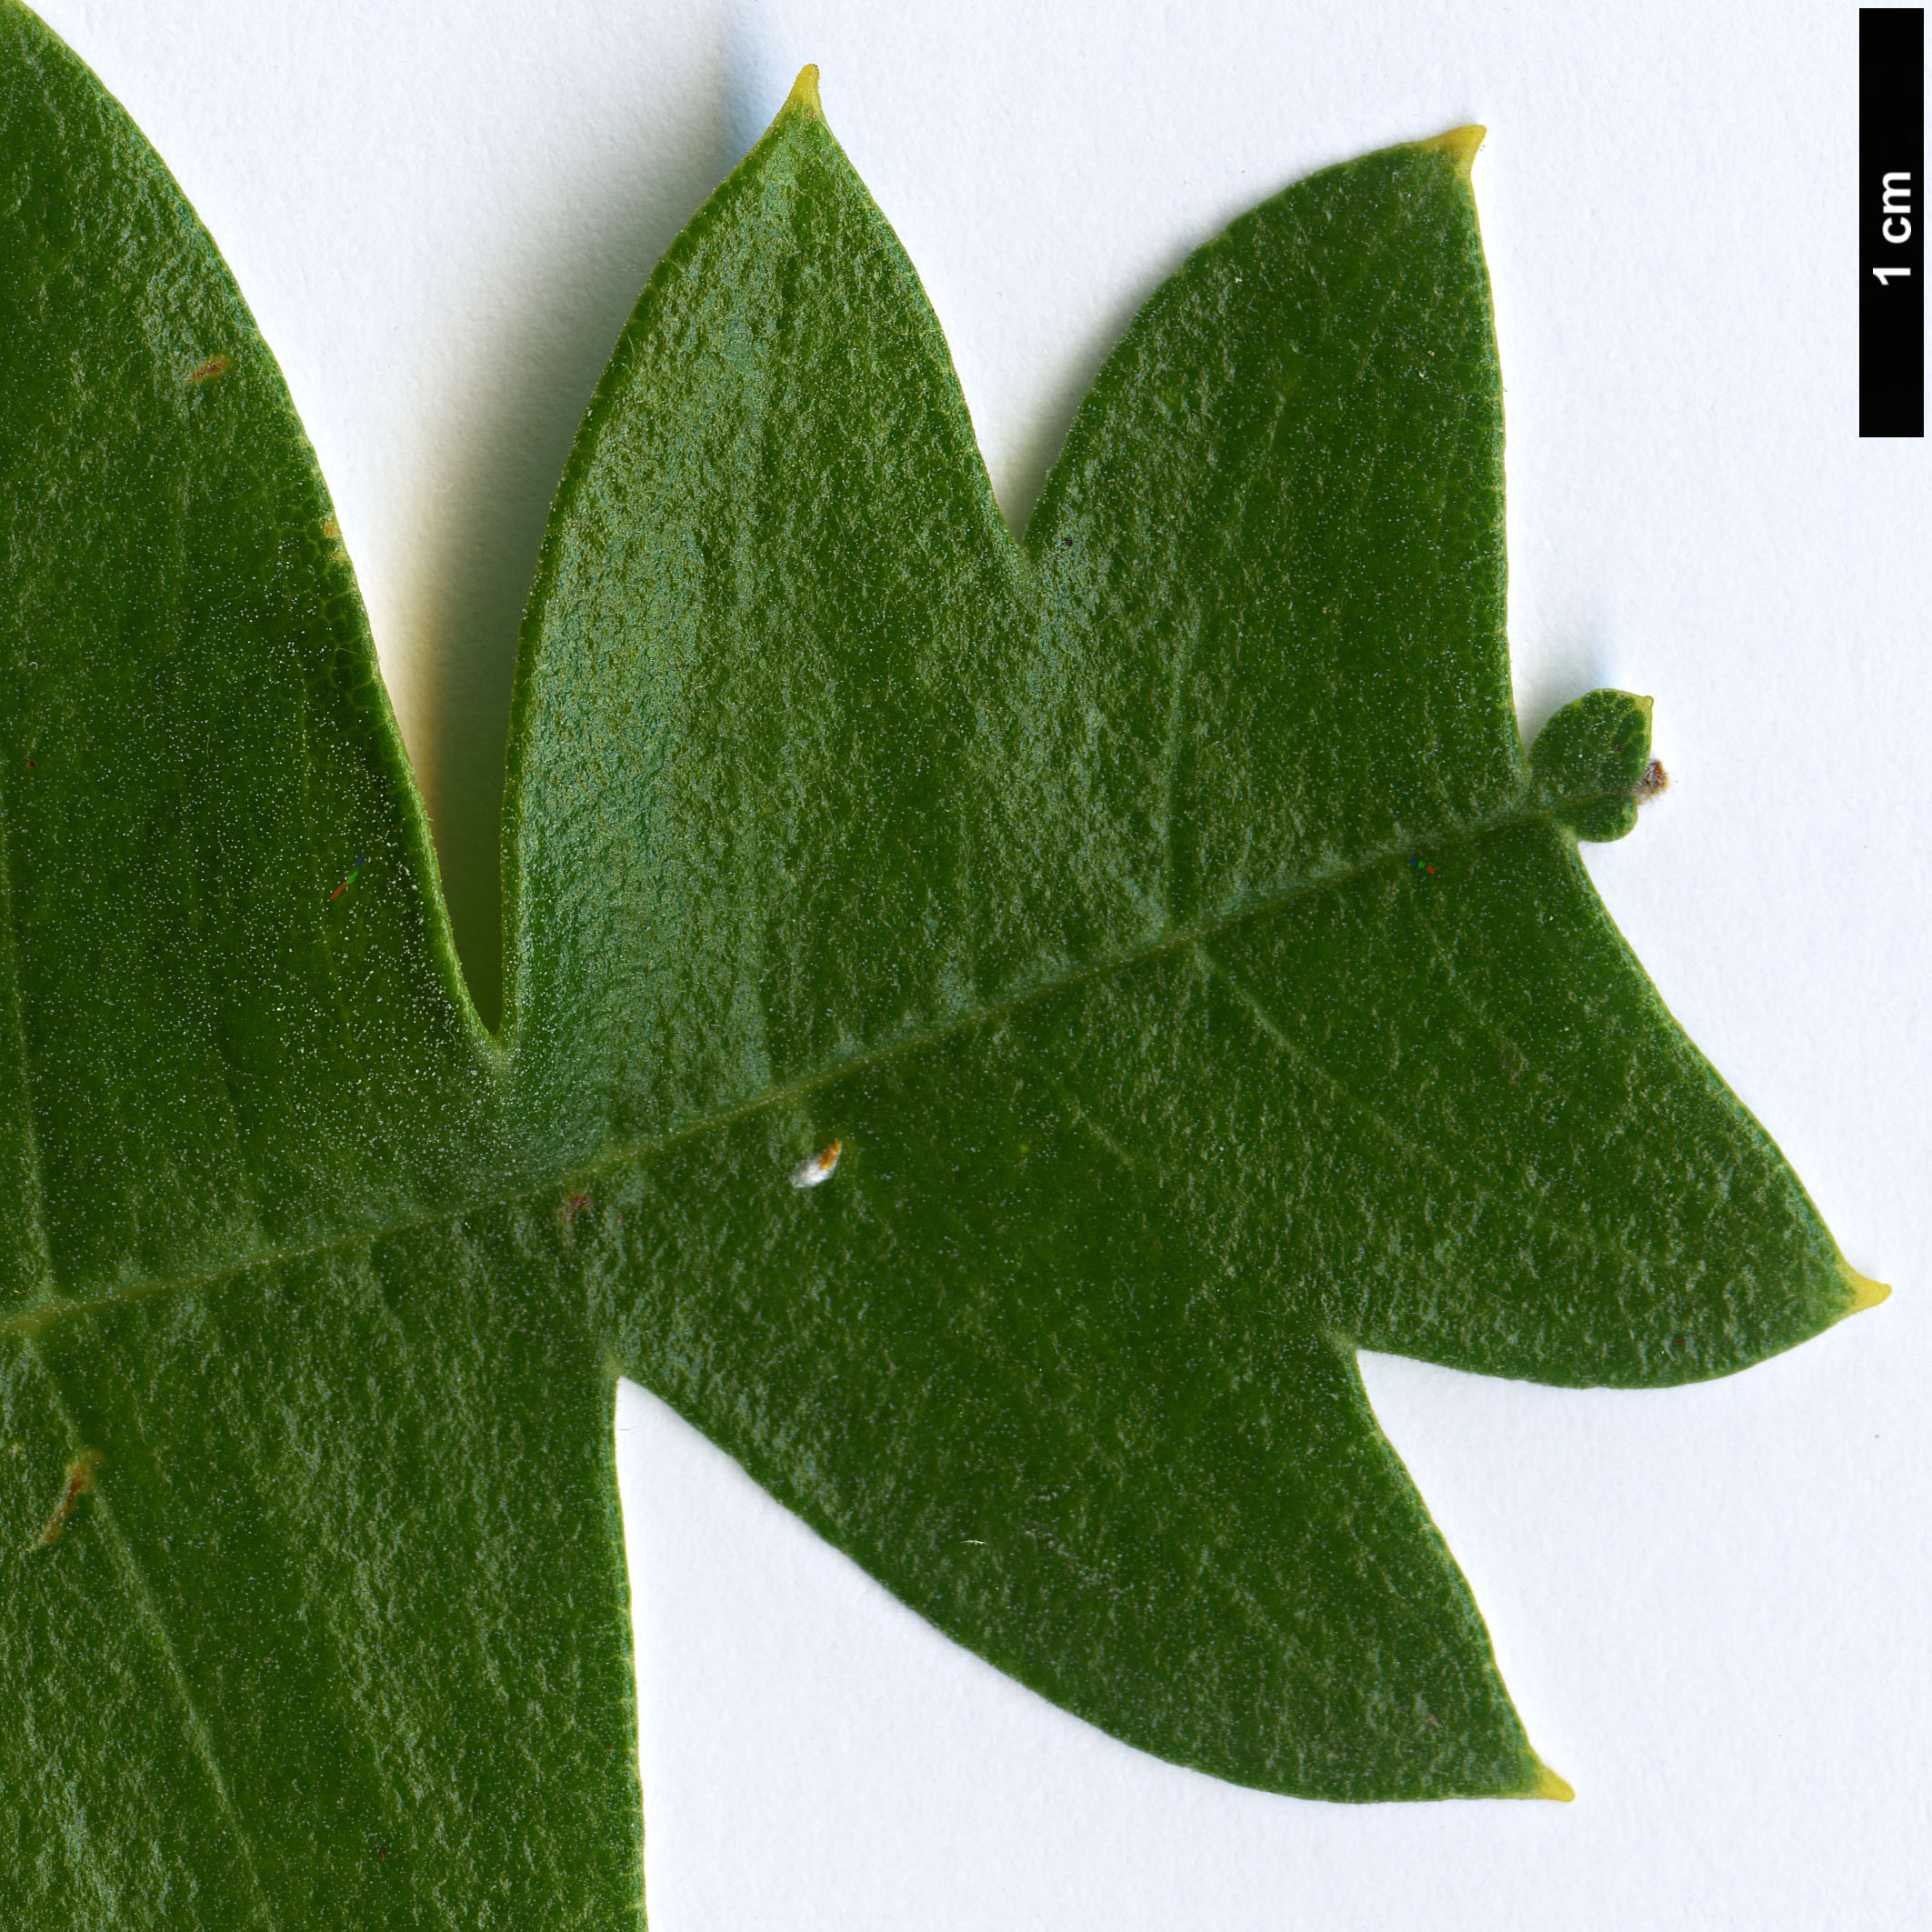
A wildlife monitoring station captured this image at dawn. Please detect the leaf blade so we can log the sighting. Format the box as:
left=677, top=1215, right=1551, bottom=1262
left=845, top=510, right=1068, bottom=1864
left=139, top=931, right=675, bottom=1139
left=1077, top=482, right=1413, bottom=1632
left=506, top=80, right=1046, bottom=1146
left=584, top=947, right=1548, bottom=1799
left=0, top=16, right=1882, bottom=1922
left=0, top=2, right=498, bottom=1323
left=1, top=12, right=643, bottom=1922
left=6, top=1227, right=645, bottom=1927
left=1026, top=134, right=1523, bottom=923
left=1204, top=816, right=1854, bottom=1385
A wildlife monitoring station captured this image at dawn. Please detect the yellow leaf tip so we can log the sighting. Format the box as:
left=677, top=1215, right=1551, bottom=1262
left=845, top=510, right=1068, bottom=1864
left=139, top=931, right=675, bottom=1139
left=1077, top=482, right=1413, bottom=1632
left=1837, top=1259, right=1891, bottom=1316
left=1420, top=124, right=1487, bottom=180
left=1524, top=1760, right=1576, bottom=1802
left=785, top=64, right=824, bottom=119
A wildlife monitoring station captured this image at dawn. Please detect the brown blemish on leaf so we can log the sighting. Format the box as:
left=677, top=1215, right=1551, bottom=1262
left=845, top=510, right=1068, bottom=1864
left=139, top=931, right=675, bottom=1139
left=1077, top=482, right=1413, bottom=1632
left=31, top=1448, right=102, bottom=1550
left=559, top=1191, right=593, bottom=1242
left=188, top=354, right=231, bottom=384
left=1633, top=759, right=1669, bottom=803
left=321, top=518, right=341, bottom=541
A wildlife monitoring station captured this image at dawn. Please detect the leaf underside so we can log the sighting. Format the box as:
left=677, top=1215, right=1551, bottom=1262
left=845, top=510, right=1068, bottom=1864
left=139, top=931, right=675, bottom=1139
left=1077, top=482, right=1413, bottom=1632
left=0, top=10, right=1867, bottom=1925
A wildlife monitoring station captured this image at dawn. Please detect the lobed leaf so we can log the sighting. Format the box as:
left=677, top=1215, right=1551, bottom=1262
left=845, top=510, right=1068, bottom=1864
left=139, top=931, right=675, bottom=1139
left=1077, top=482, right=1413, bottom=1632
left=0, top=9, right=1879, bottom=1923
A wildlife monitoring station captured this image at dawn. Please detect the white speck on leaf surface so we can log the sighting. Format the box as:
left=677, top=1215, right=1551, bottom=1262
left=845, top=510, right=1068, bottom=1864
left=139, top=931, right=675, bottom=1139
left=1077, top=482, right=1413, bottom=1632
left=790, top=1140, right=842, bottom=1188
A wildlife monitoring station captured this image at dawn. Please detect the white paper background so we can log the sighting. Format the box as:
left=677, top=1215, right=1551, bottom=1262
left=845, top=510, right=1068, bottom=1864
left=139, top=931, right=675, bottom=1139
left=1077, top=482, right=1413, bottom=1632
left=29, top=2, right=1929, bottom=1926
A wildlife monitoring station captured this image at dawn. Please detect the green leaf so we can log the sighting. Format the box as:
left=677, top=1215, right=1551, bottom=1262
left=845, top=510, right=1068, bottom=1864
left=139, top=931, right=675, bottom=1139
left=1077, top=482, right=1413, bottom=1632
left=0, top=8, right=1881, bottom=1921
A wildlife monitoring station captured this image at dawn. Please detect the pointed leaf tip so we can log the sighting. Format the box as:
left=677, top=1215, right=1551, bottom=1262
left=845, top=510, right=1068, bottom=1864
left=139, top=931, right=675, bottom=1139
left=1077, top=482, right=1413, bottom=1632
left=1838, top=1260, right=1892, bottom=1317
left=1523, top=1761, right=1576, bottom=1802
left=785, top=64, right=824, bottom=119
left=1419, top=124, right=1487, bottom=179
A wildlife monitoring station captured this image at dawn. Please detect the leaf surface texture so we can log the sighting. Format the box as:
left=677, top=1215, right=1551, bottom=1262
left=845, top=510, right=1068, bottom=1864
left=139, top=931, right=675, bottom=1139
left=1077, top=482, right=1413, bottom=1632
left=0, top=16, right=1867, bottom=1924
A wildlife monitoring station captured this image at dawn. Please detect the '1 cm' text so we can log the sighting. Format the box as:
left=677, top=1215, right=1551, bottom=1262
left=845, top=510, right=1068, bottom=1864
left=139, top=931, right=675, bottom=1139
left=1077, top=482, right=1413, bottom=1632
left=1874, top=172, right=1913, bottom=285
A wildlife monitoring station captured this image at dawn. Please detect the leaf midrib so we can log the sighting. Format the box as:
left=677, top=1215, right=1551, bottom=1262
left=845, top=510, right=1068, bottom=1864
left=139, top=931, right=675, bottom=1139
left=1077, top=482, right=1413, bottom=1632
left=3, top=783, right=1623, bottom=1343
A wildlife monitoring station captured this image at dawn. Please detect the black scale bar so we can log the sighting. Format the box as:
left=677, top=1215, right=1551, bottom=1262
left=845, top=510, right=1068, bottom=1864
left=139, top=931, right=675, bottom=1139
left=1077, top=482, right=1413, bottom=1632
left=1862, top=8, right=1925, bottom=436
